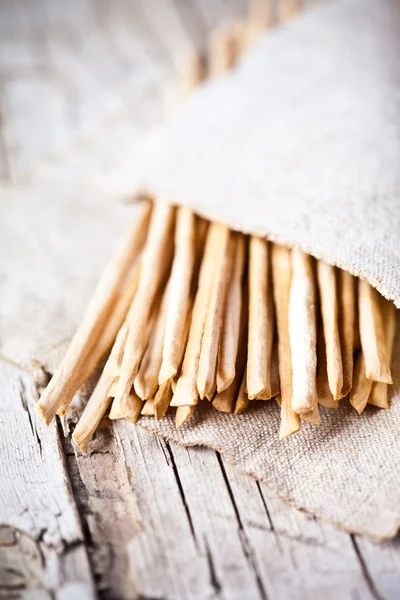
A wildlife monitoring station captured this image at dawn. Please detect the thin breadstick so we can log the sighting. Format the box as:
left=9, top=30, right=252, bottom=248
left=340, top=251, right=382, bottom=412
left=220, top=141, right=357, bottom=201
left=217, top=234, right=245, bottom=393
left=350, top=352, right=372, bottom=415
left=289, top=249, right=317, bottom=415
left=358, top=279, right=392, bottom=384
left=213, top=279, right=248, bottom=413
left=122, top=388, right=143, bottom=423
left=234, top=369, right=249, bottom=414
left=154, top=380, right=173, bottom=420
left=177, top=53, right=205, bottom=101
left=247, top=236, right=273, bottom=399
left=159, top=207, right=196, bottom=384
left=36, top=202, right=151, bottom=424
left=271, top=244, right=300, bottom=439
left=172, top=223, right=224, bottom=407
left=279, top=0, right=301, bottom=23
left=197, top=227, right=231, bottom=400
left=316, top=327, right=337, bottom=409
left=244, top=0, right=271, bottom=48
left=338, top=269, right=355, bottom=397
left=176, top=405, right=194, bottom=428
left=103, top=323, right=129, bottom=377
left=317, top=261, right=343, bottom=400
left=141, top=398, right=155, bottom=416
left=72, top=374, right=114, bottom=451
left=208, top=25, right=237, bottom=78
left=57, top=259, right=142, bottom=415
left=111, top=202, right=174, bottom=420
left=135, top=288, right=169, bottom=400
left=300, top=403, right=320, bottom=425
left=108, top=379, right=117, bottom=398
left=369, top=301, right=397, bottom=408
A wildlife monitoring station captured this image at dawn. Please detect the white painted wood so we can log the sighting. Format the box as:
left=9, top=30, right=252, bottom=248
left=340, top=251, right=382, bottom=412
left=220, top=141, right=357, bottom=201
left=0, top=361, right=95, bottom=599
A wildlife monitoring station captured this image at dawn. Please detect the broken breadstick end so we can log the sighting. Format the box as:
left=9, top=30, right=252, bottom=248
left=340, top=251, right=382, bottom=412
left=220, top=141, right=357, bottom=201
left=176, top=405, right=194, bottom=428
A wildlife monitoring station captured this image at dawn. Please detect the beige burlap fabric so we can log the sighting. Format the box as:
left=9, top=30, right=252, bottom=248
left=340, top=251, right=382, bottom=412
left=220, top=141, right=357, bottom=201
left=1, top=0, right=400, bottom=539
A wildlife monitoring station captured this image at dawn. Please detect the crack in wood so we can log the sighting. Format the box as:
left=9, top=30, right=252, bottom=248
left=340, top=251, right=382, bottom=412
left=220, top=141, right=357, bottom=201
left=204, top=536, right=223, bottom=598
left=163, top=439, right=199, bottom=548
left=351, top=535, right=384, bottom=600
left=216, top=454, right=269, bottom=600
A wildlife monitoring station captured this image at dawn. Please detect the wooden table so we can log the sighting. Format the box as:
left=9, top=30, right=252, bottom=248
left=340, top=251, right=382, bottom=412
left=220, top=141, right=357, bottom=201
left=1, top=1, right=400, bottom=598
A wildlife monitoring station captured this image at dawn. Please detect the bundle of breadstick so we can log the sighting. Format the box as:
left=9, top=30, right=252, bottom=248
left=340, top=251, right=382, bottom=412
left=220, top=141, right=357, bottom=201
left=36, top=1, right=397, bottom=451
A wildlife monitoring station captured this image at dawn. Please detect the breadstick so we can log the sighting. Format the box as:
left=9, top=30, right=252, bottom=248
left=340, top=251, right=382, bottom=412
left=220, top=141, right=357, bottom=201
left=369, top=301, right=397, bottom=409
left=176, top=405, right=194, bottom=428
left=159, top=207, right=195, bottom=384
left=217, top=234, right=245, bottom=393
left=338, top=269, right=355, bottom=397
left=234, top=369, right=249, bottom=415
left=135, top=288, right=169, bottom=400
left=36, top=201, right=151, bottom=424
left=197, top=226, right=231, bottom=400
left=317, top=261, right=343, bottom=400
left=247, top=236, right=273, bottom=399
left=111, top=202, right=174, bottom=419
left=214, top=280, right=248, bottom=413
left=244, top=0, right=271, bottom=49
left=289, top=249, right=317, bottom=415
left=72, top=374, right=114, bottom=451
left=103, top=323, right=129, bottom=378
left=154, top=380, right=173, bottom=420
left=358, top=279, right=392, bottom=384
left=208, top=25, right=237, bottom=78
left=271, top=244, right=300, bottom=439
left=172, top=223, right=223, bottom=407
left=316, top=327, right=337, bottom=409
left=141, top=398, right=155, bottom=416
left=177, top=53, right=205, bottom=101
left=350, top=351, right=372, bottom=415
left=57, top=259, right=142, bottom=416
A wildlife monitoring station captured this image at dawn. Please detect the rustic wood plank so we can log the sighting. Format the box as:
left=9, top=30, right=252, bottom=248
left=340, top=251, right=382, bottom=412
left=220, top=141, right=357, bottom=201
left=220, top=457, right=384, bottom=600
left=0, top=360, right=96, bottom=599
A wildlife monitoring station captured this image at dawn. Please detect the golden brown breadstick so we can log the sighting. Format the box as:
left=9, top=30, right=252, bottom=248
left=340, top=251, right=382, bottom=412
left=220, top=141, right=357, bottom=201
left=217, top=234, right=245, bottom=393
left=154, top=380, right=173, bottom=420
left=317, top=261, right=343, bottom=400
left=72, top=374, right=114, bottom=451
left=159, top=207, right=195, bottom=384
left=350, top=351, right=372, bottom=415
left=208, top=25, right=237, bottom=78
left=234, top=369, right=249, bottom=415
left=338, top=269, right=355, bottom=397
left=197, top=227, right=231, bottom=400
left=111, top=202, right=174, bottom=420
left=36, top=202, right=151, bottom=424
left=358, top=279, right=392, bottom=384
left=57, top=259, right=142, bottom=416
left=141, top=398, right=155, bottom=416
left=247, top=236, right=273, bottom=399
left=289, top=249, right=317, bottom=415
left=172, top=223, right=223, bottom=407
left=271, top=244, right=300, bottom=439
left=244, top=0, right=271, bottom=48
left=176, top=405, right=194, bottom=428
left=369, top=300, right=397, bottom=408
left=213, top=280, right=248, bottom=413
left=316, top=327, right=337, bottom=409
left=135, top=288, right=168, bottom=400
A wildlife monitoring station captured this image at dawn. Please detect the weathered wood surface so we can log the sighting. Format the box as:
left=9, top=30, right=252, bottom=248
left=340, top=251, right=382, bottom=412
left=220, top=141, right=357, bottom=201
left=1, top=1, right=400, bottom=599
